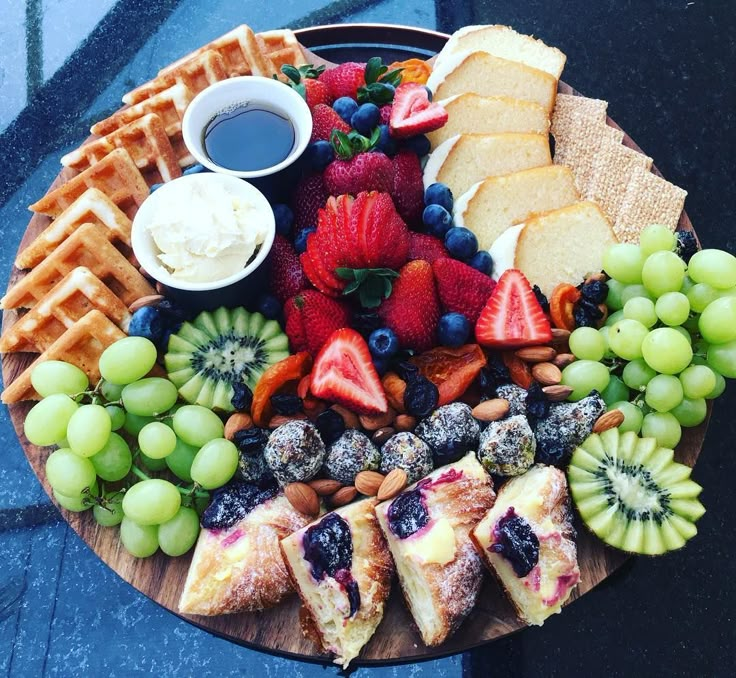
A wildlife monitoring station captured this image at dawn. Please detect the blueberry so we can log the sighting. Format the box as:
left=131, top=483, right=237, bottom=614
left=183, top=163, right=208, bottom=175
left=128, top=306, right=163, bottom=343
left=156, top=299, right=189, bottom=323
left=271, top=203, right=294, bottom=236
left=424, top=182, right=453, bottom=211
left=351, top=310, right=383, bottom=339
left=333, top=96, right=359, bottom=124
left=387, top=489, right=429, bottom=539
left=315, top=409, right=346, bottom=446
left=302, top=513, right=353, bottom=580
left=231, top=383, right=254, bottom=412
left=374, top=124, right=397, bottom=156
left=401, top=134, right=431, bottom=157
left=368, top=327, right=399, bottom=359
left=294, top=226, right=316, bottom=254
left=490, top=508, right=539, bottom=577
left=580, top=280, right=609, bottom=304
left=422, top=204, right=453, bottom=238
left=257, top=293, right=281, bottom=320
left=437, top=312, right=470, bottom=348
left=444, top=226, right=478, bottom=260
left=372, top=356, right=390, bottom=376
left=468, top=250, right=493, bottom=276
left=351, top=103, right=380, bottom=136
left=304, top=140, right=334, bottom=172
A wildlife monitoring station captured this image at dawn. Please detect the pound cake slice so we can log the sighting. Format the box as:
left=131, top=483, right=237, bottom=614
left=470, top=465, right=580, bottom=626
left=424, top=133, right=552, bottom=198
left=454, top=166, right=579, bottom=251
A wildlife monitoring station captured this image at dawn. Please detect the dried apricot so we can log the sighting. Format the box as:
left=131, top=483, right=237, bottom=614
left=382, top=372, right=407, bottom=413
left=410, top=344, right=487, bottom=405
left=502, top=351, right=533, bottom=389
left=549, top=283, right=581, bottom=332
left=389, top=58, right=432, bottom=85
left=251, top=352, right=312, bottom=427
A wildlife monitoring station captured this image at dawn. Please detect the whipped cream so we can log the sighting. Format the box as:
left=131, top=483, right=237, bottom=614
left=423, top=134, right=460, bottom=190
left=488, top=223, right=524, bottom=281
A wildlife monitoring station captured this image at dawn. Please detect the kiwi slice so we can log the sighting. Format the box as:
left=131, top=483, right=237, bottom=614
left=568, top=427, right=705, bottom=555
left=164, top=307, right=289, bottom=412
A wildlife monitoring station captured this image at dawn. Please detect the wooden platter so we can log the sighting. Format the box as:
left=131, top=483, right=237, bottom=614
left=0, top=24, right=708, bottom=665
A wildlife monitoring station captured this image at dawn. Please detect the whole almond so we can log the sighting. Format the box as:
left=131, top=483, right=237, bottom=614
left=224, top=412, right=253, bottom=440
left=593, top=409, right=625, bottom=433
left=331, top=404, right=360, bottom=429
left=551, top=327, right=571, bottom=341
left=285, top=482, right=320, bottom=515
left=542, top=384, right=574, bottom=402
left=372, top=426, right=395, bottom=446
left=308, top=478, right=343, bottom=496
left=359, top=407, right=396, bottom=431
left=128, top=294, right=165, bottom=314
left=394, top=414, right=417, bottom=432
left=531, top=362, right=563, bottom=386
left=553, top=353, right=576, bottom=368
left=515, top=346, right=557, bottom=363
left=472, top=398, right=510, bottom=422
left=377, top=468, right=408, bottom=501
left=269, top=413, right=307, bottom=428
left=330, top=486, right=358, bottom=507
left=355, top=470, right=385, bottom=496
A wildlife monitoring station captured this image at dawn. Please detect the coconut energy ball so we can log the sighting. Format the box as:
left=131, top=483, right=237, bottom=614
left=414, top=402, right=480, bottom=465
left=264, top=420, right=326, bottom=486
left=322, top=429, right=380, bottom=485
left=477, top=414, right=536, bottom=476
left=379, top=432, right=434, bottom=484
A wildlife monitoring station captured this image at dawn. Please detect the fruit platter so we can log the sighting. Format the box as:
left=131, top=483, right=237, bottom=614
left=2, top=22, right=732, bottom=666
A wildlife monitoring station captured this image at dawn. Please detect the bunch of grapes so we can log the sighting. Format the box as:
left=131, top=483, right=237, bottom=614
left=24, top=336, right=240, bottom=558
left=561, top=224, right=735, bottom=449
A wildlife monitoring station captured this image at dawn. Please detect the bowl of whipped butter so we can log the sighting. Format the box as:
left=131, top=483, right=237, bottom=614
left=131, top=173, right=275, bottom=308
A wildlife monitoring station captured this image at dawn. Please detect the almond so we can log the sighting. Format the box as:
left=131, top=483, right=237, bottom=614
left=355, top=470, right=385, bottom=496
left=372, top=426, right=395, bottom=446
left=471, top=398, right=510, bottom=422
left=394, top=414, right=417, bottom=432
left=593, top=409, right=625, bottom=433
left=285, top=482, right=320, bottom=515
left=551, top=327, right=571, bottom=340
left=359, top=407, right=396, bottom=431
left=531, top=362, right=562, bottom=386
left=129, top=294, right=165, bottom=313
left=330, top=404, right=360, bottom=429
left=377, top=468, right=408, bottom=501
left=269, top=413, right=307, bottom=428
left=224, top=412, right=253, bottom=440
left=308, top=478, right=343, bottom=496
left=515, top=346, right=557, bottom=363
left=330, top=486, right=358, bottom=507
left=542, top=384, right=574, bottom=402
left=553, top=353, right=576, bottom=368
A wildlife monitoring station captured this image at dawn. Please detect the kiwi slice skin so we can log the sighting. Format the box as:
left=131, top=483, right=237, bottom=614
left=164, top=307, right=289, bottom=412
left=568, top=428, right=705, bottom=556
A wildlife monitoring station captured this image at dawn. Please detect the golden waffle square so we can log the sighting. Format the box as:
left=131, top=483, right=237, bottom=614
left=1, top=223, right=154, bottom=310
left=1, top=310, right=125, bottom=404
left=257, top=29, right=307, bottom=75
left=0, top=267, right=131, bottom=353
left=61, top=114, right=182, bottom=185
left=16, top=188, right=133, bottom=270
left=28, top=148, right=149, bottom=219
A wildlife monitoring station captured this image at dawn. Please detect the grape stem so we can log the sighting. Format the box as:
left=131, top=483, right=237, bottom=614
left=130, top=464, right=208, bottom=498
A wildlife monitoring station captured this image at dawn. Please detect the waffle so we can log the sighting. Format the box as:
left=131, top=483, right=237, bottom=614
left=29, top=149, right=149, bottom=219
left=1, top=310, right=125, bottom=404
left=1, top=223, right=154, bottom=310
left=257, top=29, right=306, bottom=75
left=16, top=188, right=133, bottom=270
left=0, top=267, right=131, bottom=353
left=61, top=114, right=181, bottom=185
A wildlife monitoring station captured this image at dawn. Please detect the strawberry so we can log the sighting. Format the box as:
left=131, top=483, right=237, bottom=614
left=378, top=260, right=440, bottom=352
left=284, top=290, right=350, bottom=356
left=323, top=151, right=394, bottom=196
left=291, top=172, right=328, bottom=230
left=268, top=235, right=309, bottom=303
left=310, top=103, right=351, bottom=143
left=408, top=232, right=448, bottom=263
left=432, top=257, right=496, bottom=324
left=390, top=83, right=449, bottom=139
left=310, top=327, right=388, bottom=414
left=318, top=62, right=366, bottom=100
left=282, top=64, right=333, bottom=110
left=379, top=104, right=393, bottom=125
left=304, top=80, right=333, bottom=110
left=390, top=150, right=424, bottom=227
left=475, top=269, right=552, bottom=348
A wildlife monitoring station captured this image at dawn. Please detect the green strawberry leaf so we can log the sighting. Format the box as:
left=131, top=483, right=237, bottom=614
left=379, top=68, right=404, bottom=87
left=364, top=57, right=387, bottom=85
left=344, top=279, right=362, bottom=295
left=300, top=64, right=325, bottom=79
left=357, top=81, right=397, bottom=105
left=338, top=268, right=399, bottom=308
left=331, top=130, right=355, bottom=160
left=368, top=126, right=381, bottom=149
left=281, top=64, right=302, bottom=84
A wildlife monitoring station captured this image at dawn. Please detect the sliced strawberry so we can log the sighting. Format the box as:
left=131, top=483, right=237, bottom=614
left=390, top=83, right=449, bottom=139
left=301, top=231, right=342, bottom=295
left=310, top=327, right=388, bottom=414
left=357, top=192, right=410, bottom=270
left=408, top=232, right=448, bottom=263
left=432, top=257, right=496, bottom=324
left=475, top=269, right=553, bottom=348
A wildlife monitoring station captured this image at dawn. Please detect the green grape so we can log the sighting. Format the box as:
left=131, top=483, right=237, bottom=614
left=158, top=507, right=201, bottom=557
left=686, top=283, right=718, bottom=313
left=719, top=286, right=736, bottom=298
left=620, top=284, right=654, bottom=306
left=100, top=380, right=125, bottom=402
left=598, top=326, right=616, bottom=359
left=688, top=249, right=736, bottom=290
left=671, top=326, right=692, bottom=345
left=54, top=481, right=98, bottom=513
left=120, top=518, right=159, bottom=558
left=605, top=309, right=625, bottom=327
left=569, top=327, right=606, bottom=361
left=679, top=365, right=717, bottom=399
left=608, top=319, right=649, bottom=360
left=31, top=361, right=89, bottom=398
left=682, top=315, right=701, bottom=334
left=90, top=432, right=132, bottom=482
left=93, top=492, right=124, bottom=527
left=641, top=412, right=682, bottom=448
left=138, top=422, right=177, bottom=459
left=623, top=297, right=657, bottom=328
left=645, top=374, right=684, bottom=412
left=165, top=438, right=199, bottom=483
left=698, top=297, right=736, bottom=344
left=122, top=479, right=181, bottom=525
left=641, top=251, right=686, bottom=297
left=24, top=394, right=78, bottom=446
left=655, top=292, right=690, bottom=326
left=173, top=405, right=225, bottom=447
left=123, top=412, right=156, bottom=436
left=105, top=405, right=126, bottom=431
left=190, top=438, right=239, bottom=489
left=99, top=337, right=158, bottom=385
left=605, top=279, right=626, bottom=310
left=639, top=224, right=676, bottom=256
left=139, top=451, right=169, bottom=471
left=602, top=243, right=644, bottom=284
left=671, top=397, right=707, bottom=427
left=67, top=404, right=112, bottom=458
left=46, top=448, right=97, bottom=496
left=561, top=360, right=611, bottom=402
left=641, top=328, right=693, bottom=374
left=706, top=371, right=726, bottom=399
left=121, top=378, right=178, bottom=416
left=622, top=358, right=657, bottom=390
left=679, top=275, right=694, bottom=293
left=611, top=400, right=644, bottom=434
left=706, top=340, right=736, bottom=378
left=601, top=375, right=630, bottom=406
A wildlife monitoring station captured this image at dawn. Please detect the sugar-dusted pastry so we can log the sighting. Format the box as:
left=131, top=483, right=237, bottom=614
left=470, top=464, right=580, bottom=626
left=280, top=498, right=393, bottom=668
left=179, top=481, right=314, bottom=615
left=375, top=453, right=496, bottom=646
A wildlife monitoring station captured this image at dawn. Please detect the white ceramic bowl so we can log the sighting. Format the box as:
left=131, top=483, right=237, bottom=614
left=131, top=173, right=275, bottom=293
left=181, top=76, right=312, bottom=178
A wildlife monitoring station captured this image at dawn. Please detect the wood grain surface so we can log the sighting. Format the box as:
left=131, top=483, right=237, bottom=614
left=0, top=28, right=708, bottom=665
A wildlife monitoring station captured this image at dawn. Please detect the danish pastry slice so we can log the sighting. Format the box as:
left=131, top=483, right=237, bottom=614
left=179, top=482, right=314, bottom=615
left=470, top=464, right=580, bottom=626
left=375, top=453, right=496, bottom=646
left=280, top=498, right=393, bottom=668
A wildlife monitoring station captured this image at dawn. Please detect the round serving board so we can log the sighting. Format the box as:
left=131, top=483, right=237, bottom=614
left=1, top=24, right=708, bottom=665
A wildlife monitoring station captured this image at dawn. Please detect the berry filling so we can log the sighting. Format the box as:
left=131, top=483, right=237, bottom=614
left=387, top=488, right=429, bottom=539
left=201, top=479, right=279, bottom=531
left=490, top=507, right=540, bottom=578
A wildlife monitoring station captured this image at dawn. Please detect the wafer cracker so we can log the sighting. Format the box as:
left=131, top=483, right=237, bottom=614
left=552, top=93, right=608, bottom=133
left=614, top=165, right=687, bottom=242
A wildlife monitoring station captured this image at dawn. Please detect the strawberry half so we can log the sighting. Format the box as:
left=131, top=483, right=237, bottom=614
left=268, top=235, right=308, bottom=304
left=432, top=257, right=496, bottom=324
left=284, top=290, right=350, bottom=356
left=475, top=269, right=553, bottom=348
left=390, top=83, right=449, bottom=139
left=310, top=327, right=388, bottom=414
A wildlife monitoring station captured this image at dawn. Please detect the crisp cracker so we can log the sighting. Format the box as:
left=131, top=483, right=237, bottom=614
left=551, top=93, right=608, bottom=135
